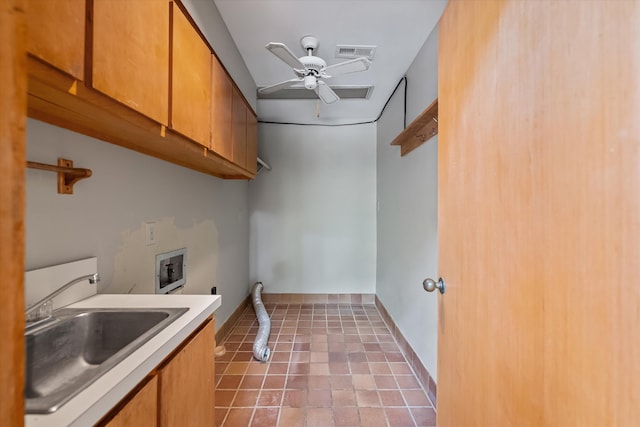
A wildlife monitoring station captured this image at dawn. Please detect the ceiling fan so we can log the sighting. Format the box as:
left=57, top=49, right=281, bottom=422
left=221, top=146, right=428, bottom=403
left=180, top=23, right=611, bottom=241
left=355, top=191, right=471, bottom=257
left=258, top=35, right=372, bottom=104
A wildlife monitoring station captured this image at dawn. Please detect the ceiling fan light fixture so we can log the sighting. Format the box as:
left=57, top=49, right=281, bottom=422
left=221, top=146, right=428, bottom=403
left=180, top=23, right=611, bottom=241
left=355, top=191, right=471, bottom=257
left=304, top=75, right=317, bottom=90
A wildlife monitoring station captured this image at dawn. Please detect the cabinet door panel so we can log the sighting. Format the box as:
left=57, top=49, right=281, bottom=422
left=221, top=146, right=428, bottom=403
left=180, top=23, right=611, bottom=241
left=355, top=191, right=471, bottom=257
left=27, top=0, right=85, bottom=80
left=159, top=319, right=215, bottom=427
left=103, top=376, right=158, bottom=427
left=92, top=0, right=169, bottom=125
left=246, top=111, right=258, bottom=174
left=210, top=56, right=233, bottom=160
left=171, top=3, right=211, bottom=146
left=231, top=88, right=247, bottom=169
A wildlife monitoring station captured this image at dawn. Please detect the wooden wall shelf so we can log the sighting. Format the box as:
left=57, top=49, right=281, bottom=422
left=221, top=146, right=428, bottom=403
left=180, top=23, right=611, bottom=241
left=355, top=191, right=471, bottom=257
left=391, top=98, right=438, bottom=156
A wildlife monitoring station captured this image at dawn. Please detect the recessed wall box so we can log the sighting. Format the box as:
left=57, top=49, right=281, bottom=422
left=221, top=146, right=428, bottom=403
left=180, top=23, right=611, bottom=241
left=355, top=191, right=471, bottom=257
left=155, top=248, right=186, bottom=294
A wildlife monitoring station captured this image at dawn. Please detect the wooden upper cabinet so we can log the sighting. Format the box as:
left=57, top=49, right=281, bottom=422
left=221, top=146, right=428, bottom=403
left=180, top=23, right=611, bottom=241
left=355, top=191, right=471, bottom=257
left=231, top=88, right=247, bottom=169
left=170, top=3, right=211, bottom=147
left=27, top=0, right=85, bottom=80
left=246, top=111, right=258, bottom=174
left=159, top=319, right=215, bottom=426
left=102, top=376, right=158, bottom=427
left=92, top=0, right=169, bottom=125
left=210, top=55, right=233, bottom=160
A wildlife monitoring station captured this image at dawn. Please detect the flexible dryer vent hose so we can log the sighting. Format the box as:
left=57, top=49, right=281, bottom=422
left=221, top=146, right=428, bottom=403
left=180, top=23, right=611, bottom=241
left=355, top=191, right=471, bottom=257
left=251, top=282, right=271, bottom=362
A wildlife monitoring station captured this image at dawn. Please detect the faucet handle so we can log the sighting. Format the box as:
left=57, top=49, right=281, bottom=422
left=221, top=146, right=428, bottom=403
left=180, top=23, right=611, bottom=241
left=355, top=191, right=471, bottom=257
left=26, top=299, right=53, bottom=323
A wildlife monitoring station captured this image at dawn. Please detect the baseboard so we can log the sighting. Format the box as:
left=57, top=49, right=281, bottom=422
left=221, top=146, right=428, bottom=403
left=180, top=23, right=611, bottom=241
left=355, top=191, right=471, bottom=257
left=215, top=294, right=251, bottom=345
left=260, top=293, right=376, bottom=305
left=375, top=296, right=438, bottom=407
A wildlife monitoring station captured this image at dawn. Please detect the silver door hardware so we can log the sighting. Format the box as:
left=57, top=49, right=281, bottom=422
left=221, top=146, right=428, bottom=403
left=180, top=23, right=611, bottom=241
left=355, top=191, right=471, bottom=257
left=423, top=277, right=445, bottom=294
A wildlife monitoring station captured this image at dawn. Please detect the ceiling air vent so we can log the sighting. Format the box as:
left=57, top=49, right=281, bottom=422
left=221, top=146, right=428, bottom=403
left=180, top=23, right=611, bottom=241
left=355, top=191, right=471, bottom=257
left=257, top=85, right=374, bottom=100
left=335, top=45, right=376, bottom=60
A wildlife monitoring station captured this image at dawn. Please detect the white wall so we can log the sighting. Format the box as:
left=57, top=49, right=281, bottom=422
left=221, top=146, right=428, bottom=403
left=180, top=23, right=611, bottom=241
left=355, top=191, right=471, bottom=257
left=376, top=25, right=440, bottom=380
left=25, top=119, right=250, bottom=329
left=249, top=123, right=377, bottom=294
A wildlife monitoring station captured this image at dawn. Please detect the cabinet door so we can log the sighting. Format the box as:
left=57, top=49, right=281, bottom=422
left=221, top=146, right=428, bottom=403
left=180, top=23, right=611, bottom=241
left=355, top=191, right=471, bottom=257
left=246, top=111, right=258, bottom=174
left=170, top=2, right=211, bottom=146
left=210, top=55, right=233, bottom=160
left=27, top=0, right=85, bottom=80
left=103, top=376, right=158, bottom=427
left=92, top=0, right=169, bottom=125
left=231, top=88, right=247, bottom=169
left=159, top=318, right=215, bottom=427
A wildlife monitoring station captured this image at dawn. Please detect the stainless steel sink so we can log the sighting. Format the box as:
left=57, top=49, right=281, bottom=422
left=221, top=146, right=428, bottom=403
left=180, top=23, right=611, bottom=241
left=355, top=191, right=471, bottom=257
left=25, top=307, right=188, bottom=414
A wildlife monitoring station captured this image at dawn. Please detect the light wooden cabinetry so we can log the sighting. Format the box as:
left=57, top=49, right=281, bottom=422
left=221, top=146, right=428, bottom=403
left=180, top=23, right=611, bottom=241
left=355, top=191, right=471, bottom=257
left=26, top=0, right=85, bottom=80
left=103, top=376, right=158, bottom=427
left=98, top=318, right=215, bottom=427
left=246, top=111, right=258, bottom=174
left=231, top=88, right=248, bottom=169
left=25, top=0, right=257, bottom=179
left=211, top=55, right=233, bottom=160
left=92, top=0, right=169, bottom=126
left=158, top=318, right=215, bottom=426
left=170, top=2, right=211, bottom=147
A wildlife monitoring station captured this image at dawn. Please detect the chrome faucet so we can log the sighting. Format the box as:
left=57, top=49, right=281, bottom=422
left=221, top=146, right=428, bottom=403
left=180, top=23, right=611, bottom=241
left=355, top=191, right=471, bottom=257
left=26, top=273, right=100, bottom=323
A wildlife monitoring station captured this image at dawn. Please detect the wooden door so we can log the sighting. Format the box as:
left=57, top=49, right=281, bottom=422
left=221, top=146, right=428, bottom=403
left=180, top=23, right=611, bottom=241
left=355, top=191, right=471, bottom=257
left=102, top=376, right=158, bottom=427
left=246, top=111, right=258, bottom=174
left=170, top=2, right=211, bottom=147
left=437, top=1, right=640, bottom=426
left=26, top=0, right=85, bottom=80
left=1, top=1, right=26, bottom=425
left=231, top=87, right=247, bottom=169
left=210, top=55, right=233, bottom=161
left=92, top=0, right=169, bottom=125
left=159, top=318, right=215, bottom=426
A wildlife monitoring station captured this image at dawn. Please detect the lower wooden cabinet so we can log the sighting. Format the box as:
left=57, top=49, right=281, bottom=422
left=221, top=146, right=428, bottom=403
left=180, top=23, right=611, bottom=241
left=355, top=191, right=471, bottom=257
left=103, top=376, right=158, bottom=427
left=97, top=317, right=215, bottom=427
left=158, top=317, right=215, bottom=426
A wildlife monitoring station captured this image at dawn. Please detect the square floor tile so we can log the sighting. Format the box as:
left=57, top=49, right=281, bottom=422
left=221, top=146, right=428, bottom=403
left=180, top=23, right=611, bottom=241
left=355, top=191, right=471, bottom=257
left=217, top=303, right=436, bottom=427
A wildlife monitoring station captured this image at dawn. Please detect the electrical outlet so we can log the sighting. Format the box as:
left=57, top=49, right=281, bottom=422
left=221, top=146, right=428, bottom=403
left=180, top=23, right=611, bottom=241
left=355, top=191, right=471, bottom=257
left=145, top=222, right=157, bottom=245
left=211, top=286, right=217, bottom=295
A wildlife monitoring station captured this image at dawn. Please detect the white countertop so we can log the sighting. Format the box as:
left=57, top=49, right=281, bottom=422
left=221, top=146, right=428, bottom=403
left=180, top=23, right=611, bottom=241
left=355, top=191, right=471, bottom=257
left=25, top=294, right=221, bottom=427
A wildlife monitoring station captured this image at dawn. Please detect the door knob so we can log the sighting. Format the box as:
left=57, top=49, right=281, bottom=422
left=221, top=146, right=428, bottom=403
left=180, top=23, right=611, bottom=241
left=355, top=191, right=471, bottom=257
left=423, top=277, right=445, bottom=294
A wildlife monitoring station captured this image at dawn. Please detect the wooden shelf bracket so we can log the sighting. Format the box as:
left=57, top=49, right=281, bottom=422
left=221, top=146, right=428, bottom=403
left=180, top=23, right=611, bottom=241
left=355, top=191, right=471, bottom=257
left=27, top=158, right=92, bottom=194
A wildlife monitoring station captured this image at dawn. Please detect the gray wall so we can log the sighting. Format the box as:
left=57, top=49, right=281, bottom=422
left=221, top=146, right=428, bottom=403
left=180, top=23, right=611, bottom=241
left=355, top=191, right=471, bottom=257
left=249, top=123, right=377, bottom=294
left=25, top=119, right=250, bottom=330
left=376, top=26, right=440, bottom=380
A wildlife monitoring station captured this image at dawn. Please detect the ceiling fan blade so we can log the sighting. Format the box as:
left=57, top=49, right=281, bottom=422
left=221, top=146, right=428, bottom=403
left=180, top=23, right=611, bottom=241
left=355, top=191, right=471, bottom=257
left=323, top=57, right=372, bottom=77
left=265, top=42, right=306, bottom=70
left=258, top=78, right=303, bottom=94
left=315, top=82, right=340, bottom=104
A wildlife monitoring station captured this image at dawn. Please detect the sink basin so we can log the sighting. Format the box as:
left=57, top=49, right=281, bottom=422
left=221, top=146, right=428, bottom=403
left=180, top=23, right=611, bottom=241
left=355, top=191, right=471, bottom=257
left=25, top=307, right=188, bottom=414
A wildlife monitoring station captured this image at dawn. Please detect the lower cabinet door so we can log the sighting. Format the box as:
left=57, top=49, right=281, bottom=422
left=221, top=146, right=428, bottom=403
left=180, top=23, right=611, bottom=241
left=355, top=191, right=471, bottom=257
left=158, top=319, right=215, bottom=427
left=102, top=376, right=158, bottom=427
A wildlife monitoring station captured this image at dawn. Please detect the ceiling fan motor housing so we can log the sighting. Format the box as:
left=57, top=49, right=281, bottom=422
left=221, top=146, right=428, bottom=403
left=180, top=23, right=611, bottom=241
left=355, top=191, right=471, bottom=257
left=299, top=55, right=326, bottom=75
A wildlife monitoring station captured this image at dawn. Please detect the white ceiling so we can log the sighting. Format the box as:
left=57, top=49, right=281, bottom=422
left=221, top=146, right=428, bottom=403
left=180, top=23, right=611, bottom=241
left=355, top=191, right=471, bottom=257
left=213, top=0, right=447, bottom=125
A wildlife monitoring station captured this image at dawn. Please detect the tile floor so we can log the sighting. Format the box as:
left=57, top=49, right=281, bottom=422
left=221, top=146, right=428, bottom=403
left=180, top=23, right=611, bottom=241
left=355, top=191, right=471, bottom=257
left=215, top=303, right=436, bottom=427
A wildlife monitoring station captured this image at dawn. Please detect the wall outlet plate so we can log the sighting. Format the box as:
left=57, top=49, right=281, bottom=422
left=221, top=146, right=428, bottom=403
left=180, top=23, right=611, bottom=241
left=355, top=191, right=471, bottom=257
left=145, top=222, right=157, bottom=245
